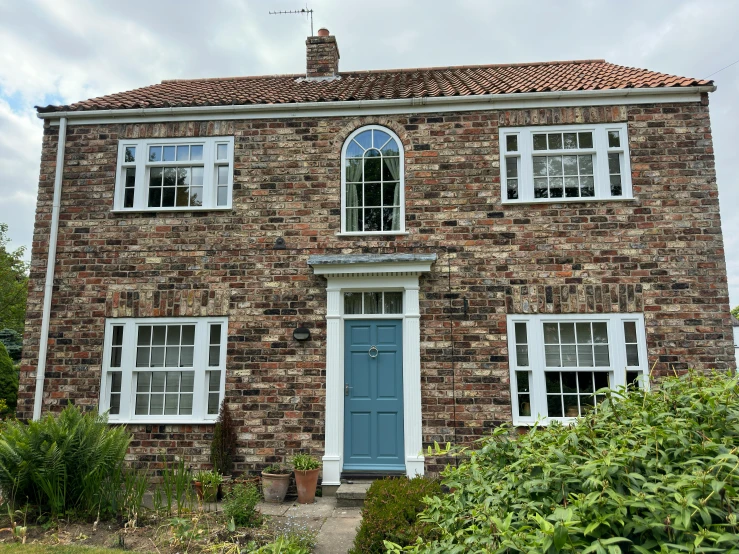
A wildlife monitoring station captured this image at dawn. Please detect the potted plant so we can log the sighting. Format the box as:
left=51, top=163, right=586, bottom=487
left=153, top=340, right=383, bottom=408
left=261, top=464, right=291, bottom=503
left=292, top=453, right=321, bottom=504
left=194, top=470, right=223, bottom=503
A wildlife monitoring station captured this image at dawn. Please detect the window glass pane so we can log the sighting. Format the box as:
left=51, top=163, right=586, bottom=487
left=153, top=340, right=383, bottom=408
left=164, top=394, right=179, bottom=415
left=548, top=156, right=563, bottom=176
left=166, top=325, right=181, bottom=345
left=514, top=322, right=527, bottom=344
left=506, top=157, right=518, bottom=178
left=381, top=139, right=399, bottom=157
left=149, top=146, right=162, bottom=162
left=518, top=394, right=531, bottom=417
left=563, top=155, right=578, bottom=175
left=507, top=180, right=518, bottom=200
left=165, top=371, right=180, bottom=393
left=577, top=345, right=594, bottom=367
left=534, top=181, right=549, bottom=198
left=551, top=177, right=565, bottom=198
left=578, top=372, right=594, bottom=393
left=626, top=344, right=639, bottom=366
left=181, top=371, right=194, bottom=392
left=533, top=157, right=548, bottom=176
left=548, top=133, right=562, bottom=150
left=533, top=134, right=547, bottom=150
left=137, top=371, right=150, bottom=393
left=365, top=183, right=381, bottom=206
left=578, top=132, right=593, bottom=149
left=135, top=394, right=148, bottom=415
left=217, top=143, right=228, bottom=160
left=209, top=324, right=221, bottom=345
left=561, top=345, right=577, bottom=366
left=543, top=323, right=559, bottom=344
left=163, top=146, right=176, bottom=162
left=346, top=183, right=361, bottom=207
left=623, top=322, right=637, bottom=343
left=592, top=323, right=608, bottom=343
left=110, top=371, right=122, bottom=392
left=383, top=182, right=399, bottom=206
left=560, top=323, right=576, bottom=343
left=354, top=130, right=372, bottom=150
left=151, top=372, right=165, bottom=393
left=545, top=371, right=561, bottom=393
left=110, top=346, right=122, bottom=368
left=208, top=393, right=220, bottom=415
left=382, top=208, right=400, bottom=231
left=506, top=134, right=518, bottom=152
left=578, top=155, right=593, bottom=174
left=162, top=187, right=176, bottom=208
left=515, top=345, right=529, bottom=366
left=373, top=129, right=391, bottom=148
left=149, top=166, right=163, bottom=188
left=209, top=371, right=221, bottom=391
left=124, top=187, right=135, bottom=209
left=344, top=292, right=363, bottom=314
left=151, top=326, right=166, bottom=345
left=626, top=371, right=641, bottom=389
left=547, top=394, right=563, bottom=417
left=190, top=145, right=203, bottom=161
left=608, top=153, right=620, bottom=174
left=209, top=345, right=220, bottom=366
left=576, top=323, right=592, bottom=343
left=594, top=372, right=609, bottom=390
left=136, top=347, right=150, bottom=367
left=610, top=175, right=622, bottom=196
left=563, top=133, right=577, bottom=149
left=346, top=140, right=364, bottom=158
left=180, top=346, right=194, bottom=367
left=109, top=393, right=120, bottom=415
left=180, top=394, right=193, bottom=415
left=364, top=208, right=381, bottom=232
left=150, top=346, right=164, bottom=367
left=545, top=345, right=561, bottom=367
left=165, top=347, right=179, bottom=367
left=364, top=157, right=381, bottom=181
left=608, top=130, right=620, bottom=148
left=516, top=370, right=530, bottom=393
left=125, top=168, right=136, bottom=188
left=594, top=345, right=610, bottom=367
left=384, top=292, right=402, bottom=314
left=176, top=145, right=189, bottom=161
left=217, top=186, right=228, bottom=206
left=346, top=209, right=362, bottom=232
left=125, top=146, right=136, bottom=163
left=581, top=176, right=595, bottom=197
left=364, top=292, right=382, bottom=314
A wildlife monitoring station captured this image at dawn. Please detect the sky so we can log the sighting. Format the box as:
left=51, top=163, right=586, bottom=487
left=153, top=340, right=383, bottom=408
left=0, top=0, right=738, bottom=303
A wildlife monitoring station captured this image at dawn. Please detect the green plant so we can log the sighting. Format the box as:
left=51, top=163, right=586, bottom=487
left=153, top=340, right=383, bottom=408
left=253, top=518, right=317, bottom=553
left=291, top=453, right=320, bottom=471
left=223, top=482, right=261, bottom=527
left=387, top=371, right=739, bottom=553
left=0, top=404, right=130, bottom=518
left=350, top=477, right=442, bottom=554
left=195, top=470, right=223, bottom=502
left=0, top=342, right=18, bottom=414
left=0, top=328, right=22, bottom=363
left=211, top=400, right=237, bottom=476
left=262, top=464, right=290, bottom=474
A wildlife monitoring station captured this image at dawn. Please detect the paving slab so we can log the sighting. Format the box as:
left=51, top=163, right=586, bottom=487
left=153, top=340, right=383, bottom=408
left=284, top=497, right=336, bottom=518
left=313, top=513, right=362, bottom=554
left=258, top=501, right=291, bottom=516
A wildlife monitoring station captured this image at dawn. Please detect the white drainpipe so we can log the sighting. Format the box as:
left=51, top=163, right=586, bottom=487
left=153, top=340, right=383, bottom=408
left=33, top=116, right=67, bottom=420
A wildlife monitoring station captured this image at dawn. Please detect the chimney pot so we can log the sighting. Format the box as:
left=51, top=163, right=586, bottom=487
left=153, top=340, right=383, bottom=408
left=306, top=31, right=339, bottom=78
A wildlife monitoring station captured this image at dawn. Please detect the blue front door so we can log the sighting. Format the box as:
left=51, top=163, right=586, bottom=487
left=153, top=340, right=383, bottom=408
left=344, top=320, right=404, bottom=471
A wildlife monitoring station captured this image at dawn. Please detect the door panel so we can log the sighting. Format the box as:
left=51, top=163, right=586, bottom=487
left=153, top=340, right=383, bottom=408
left=344, top=319, right=404, bottom=471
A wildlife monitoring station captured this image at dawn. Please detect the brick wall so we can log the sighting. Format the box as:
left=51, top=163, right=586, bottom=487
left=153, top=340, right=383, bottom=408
left=19, top=99, right=734, bottom=474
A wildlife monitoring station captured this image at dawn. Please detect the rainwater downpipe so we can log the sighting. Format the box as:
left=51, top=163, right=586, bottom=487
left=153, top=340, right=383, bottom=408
left=33, top=116, right=67, bottom=421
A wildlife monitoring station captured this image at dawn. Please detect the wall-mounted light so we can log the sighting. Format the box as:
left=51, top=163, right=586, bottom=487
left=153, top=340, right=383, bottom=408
left=293, top=326, right=311, bottom=342
left=274, top=237, right=286, bottom=250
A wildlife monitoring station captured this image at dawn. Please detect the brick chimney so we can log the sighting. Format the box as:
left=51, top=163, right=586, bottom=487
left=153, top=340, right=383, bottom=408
left=306, top=28, right=339, bottom=78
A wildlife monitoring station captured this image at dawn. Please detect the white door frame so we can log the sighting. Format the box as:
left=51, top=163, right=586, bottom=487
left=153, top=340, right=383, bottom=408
left=309, top=255, right=436, bottom=485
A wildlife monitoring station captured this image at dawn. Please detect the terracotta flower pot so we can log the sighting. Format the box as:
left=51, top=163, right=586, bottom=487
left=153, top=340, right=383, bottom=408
left=294, top=469, right=320, bottom=504
left=193, top=481, right=203, bottom=501
left=261, top=472, right=291, bottom=503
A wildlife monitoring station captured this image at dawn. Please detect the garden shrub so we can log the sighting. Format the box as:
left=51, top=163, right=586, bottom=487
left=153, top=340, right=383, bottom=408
left=350, top=476, right=442, bottom=554
left=386, top=371, right=739, bottom=553
left=0, top=404, right=131, bottom=518
left=0, top=342, right=17, bottom=414
left=223, top=482, right=262, bottom=527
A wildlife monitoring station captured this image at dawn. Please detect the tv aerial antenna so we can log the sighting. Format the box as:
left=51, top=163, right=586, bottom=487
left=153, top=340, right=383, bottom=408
left=269, top=4, right=315, bottom=36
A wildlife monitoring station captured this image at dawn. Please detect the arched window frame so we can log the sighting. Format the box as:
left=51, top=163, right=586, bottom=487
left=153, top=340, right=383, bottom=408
left=340, top=125, right=406, bottom=235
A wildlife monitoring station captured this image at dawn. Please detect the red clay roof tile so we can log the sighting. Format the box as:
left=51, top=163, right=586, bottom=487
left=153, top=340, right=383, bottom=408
left=36, top=59, right=712, bottom=113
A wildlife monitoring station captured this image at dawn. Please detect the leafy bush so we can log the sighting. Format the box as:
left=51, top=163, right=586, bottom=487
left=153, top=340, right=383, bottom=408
left=0, top=328, right=22, bottom=362
left=350, top=477, right=442, bottom=554
left=0, top=342, right=18, bottom=414
left=0, top=404, right=131, bottom=517
left=223, top=482, right=261, bottom=527
left=387, top=371, right=739, bottom=553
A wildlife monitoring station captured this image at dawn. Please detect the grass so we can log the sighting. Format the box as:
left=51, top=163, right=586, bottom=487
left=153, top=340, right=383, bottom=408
left=0, top=546, right=132, bottom=554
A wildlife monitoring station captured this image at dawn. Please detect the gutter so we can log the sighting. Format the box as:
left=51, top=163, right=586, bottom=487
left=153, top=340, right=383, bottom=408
left=36, top=86, right=717, bottom=123
left=33, top=117, right=67, bottom=421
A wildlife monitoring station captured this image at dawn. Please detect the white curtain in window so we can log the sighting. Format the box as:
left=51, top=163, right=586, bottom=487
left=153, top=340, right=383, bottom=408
left=345, top=160, right=362, bottom=231
left=384, top=156, right=400, bottom=231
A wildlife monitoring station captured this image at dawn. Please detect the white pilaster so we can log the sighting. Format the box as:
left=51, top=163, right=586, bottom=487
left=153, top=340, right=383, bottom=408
left=403, top=286, right=425, bottom=478
left=322, top=286, right=343, bottom=486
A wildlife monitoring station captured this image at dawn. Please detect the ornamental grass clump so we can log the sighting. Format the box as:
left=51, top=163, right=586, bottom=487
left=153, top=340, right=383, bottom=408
left=0, top=404, right=131, bottom=518
left=386, top=371, right=739, bottom=554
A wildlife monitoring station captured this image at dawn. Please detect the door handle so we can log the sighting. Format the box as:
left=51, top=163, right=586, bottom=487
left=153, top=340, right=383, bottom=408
left=345, top=384, right=352, bottom=397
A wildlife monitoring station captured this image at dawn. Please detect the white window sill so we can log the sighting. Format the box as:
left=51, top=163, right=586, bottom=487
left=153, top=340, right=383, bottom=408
left=112, top=207, right=233, bottom=214
left=108, top=418, right=218, bottom=425
left=502, top=197, right=634, bottom=206
left=336, top=231, right=410, bottom=237
left=512, top=417, right=578, bottom=427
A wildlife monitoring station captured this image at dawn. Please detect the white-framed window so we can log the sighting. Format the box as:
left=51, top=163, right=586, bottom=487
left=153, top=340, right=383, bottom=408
left=500, top=123, right=631, bottom=203
left=343, top=291, right=403, bottom=315
left=507, top=313, right=647, bottom=425
left=114, top=137, right=234, bottom=211
left=340, top=125, right=405, bottom=235
left=100, top=317, right=227, bottom=423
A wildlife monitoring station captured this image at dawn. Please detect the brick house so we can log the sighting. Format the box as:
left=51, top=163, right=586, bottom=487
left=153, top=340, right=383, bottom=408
left=20, top=29, right=735, bottom=491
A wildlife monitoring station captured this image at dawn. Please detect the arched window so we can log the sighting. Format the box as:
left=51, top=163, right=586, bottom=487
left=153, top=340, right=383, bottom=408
left=341, top=126, right=404, bottom=234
